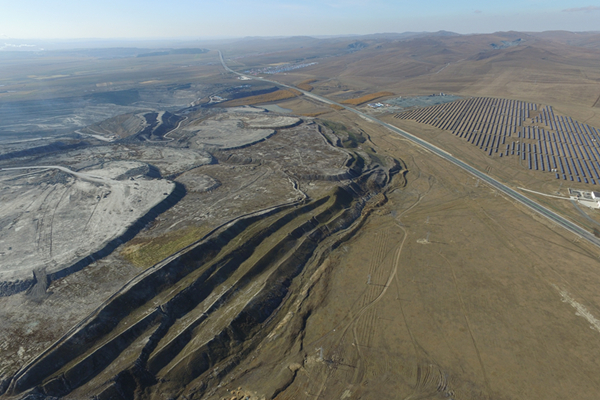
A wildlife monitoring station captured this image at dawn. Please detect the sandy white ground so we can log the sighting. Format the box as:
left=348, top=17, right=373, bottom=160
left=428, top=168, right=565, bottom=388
left=0, top=162, right=175, bottom=283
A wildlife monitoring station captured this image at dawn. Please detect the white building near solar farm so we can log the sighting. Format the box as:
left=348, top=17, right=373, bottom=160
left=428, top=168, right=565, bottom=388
left=569, top=188, right=600, bottom=209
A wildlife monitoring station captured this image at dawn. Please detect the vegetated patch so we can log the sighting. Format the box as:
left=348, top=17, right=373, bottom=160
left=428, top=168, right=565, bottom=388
left=490, top=39, right=522, bottom=50
left=87, top=89, right=140, bottom=106
left=321, top=120, right=366, bottom=148
left=364, top=146, right=384, bottom=166
left=348, top=41, right=368, bottom=52
left=296, top=79, right=317, bottom=91
left=341, top=91, right=394, bottom=106
left=121, top=225, right=206, bottom=269
left=218, top=89, right=302, bottom=107
left=300, top=110, right=331, bottom=117
left=330, top=104, right=344, bottom=111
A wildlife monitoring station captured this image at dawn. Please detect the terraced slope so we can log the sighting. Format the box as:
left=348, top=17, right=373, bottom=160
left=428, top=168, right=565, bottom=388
left=4, top=163, right=397, bottom=399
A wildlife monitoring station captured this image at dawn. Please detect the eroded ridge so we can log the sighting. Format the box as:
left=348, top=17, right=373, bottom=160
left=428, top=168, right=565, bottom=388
left=3, top=160, right=400, bottom=400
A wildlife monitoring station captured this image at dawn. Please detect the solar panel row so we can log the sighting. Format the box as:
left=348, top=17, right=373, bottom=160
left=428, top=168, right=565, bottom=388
left=394, top=98, right=600, bottom=184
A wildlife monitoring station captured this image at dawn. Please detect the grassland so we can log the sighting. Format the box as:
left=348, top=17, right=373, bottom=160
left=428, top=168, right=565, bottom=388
left=263, top=32, right=600, bottom=127
left=382, top=108, right=600, bottom=247
left=341, top=91, right=394, bottom=105
left=250, top=108, right=600, bottom=400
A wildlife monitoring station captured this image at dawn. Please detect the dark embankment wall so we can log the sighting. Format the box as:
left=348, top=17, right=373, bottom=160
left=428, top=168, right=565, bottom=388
left=0, top=141, right=87, bottom=161
left=151, top=189, right=365, bottom=398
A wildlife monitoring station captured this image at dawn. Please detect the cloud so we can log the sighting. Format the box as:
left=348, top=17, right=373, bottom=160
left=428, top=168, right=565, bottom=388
left=562, top=6, right=600, bottom=12
left=474, top=10, right=482, bottom=14
left=3, top=43, right=35, bottom=47
left=0, top=43, right=37, bottom=50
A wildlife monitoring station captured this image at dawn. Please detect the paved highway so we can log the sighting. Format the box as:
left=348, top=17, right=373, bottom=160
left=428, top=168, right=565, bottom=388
left=218, top=51, right=600, bottom=249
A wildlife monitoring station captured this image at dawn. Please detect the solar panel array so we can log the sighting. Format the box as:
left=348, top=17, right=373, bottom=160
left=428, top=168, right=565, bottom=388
left=394, top=97, right=600, bottom=184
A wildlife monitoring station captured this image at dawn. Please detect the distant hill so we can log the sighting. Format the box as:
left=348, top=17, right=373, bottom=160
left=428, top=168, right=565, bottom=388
left=530, top=30, right=600, bottom=50
left=137, top=48, right=209, bottom=57
left=228, top=30, right=600, bottom=126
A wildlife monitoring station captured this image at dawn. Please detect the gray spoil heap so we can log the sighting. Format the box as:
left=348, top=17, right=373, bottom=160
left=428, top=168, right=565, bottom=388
left=0, top=162, right=181, bottom=297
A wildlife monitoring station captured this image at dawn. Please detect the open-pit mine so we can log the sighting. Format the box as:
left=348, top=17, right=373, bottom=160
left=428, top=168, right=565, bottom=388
left=3, top=31, right=600, bottom=400
left=0, top=99, right=402, bottom=399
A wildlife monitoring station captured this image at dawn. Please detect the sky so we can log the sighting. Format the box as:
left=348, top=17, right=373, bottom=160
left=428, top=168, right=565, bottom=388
left=0, top=0, right=599, bottom=40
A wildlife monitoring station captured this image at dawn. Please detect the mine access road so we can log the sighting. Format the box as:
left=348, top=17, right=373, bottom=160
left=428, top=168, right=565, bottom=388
left=218, top=51, right=600, bottom=250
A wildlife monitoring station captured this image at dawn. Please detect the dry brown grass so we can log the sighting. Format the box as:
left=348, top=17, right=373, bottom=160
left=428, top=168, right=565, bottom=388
left=296, top=79, right=318, bottom=91
left=341, top=91, right=394, bottom=105
left=300, top=111, right=331, bottom=117
left=330, top=104, right=344, bottom=110
left=293, top=33, right=600, bottom=126
left=219, top=89, right=302, bottom=107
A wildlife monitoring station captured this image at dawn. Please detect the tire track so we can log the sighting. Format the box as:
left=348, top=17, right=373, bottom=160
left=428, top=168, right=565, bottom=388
left=349, top=168, right=433, bottom=391
left=394, top=274, right=426, bottom=360
left=48, top=185, right=71, bottom=258
left=35, top=186, right=57, bottom=259
left=349, top=223, right=409, bottom=387
left=345, top=193, right=421, bottom=393
left=592, top=93, right=600, bottom=109
left=311, top=165, right=431, bottom=399
left=84, top=190, right=105, bottom=233
left=313, top=227, right=408, bottom=399
left=365, top=307, right=377, bottom=347
left=357, top=231, right=389, bottom=347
